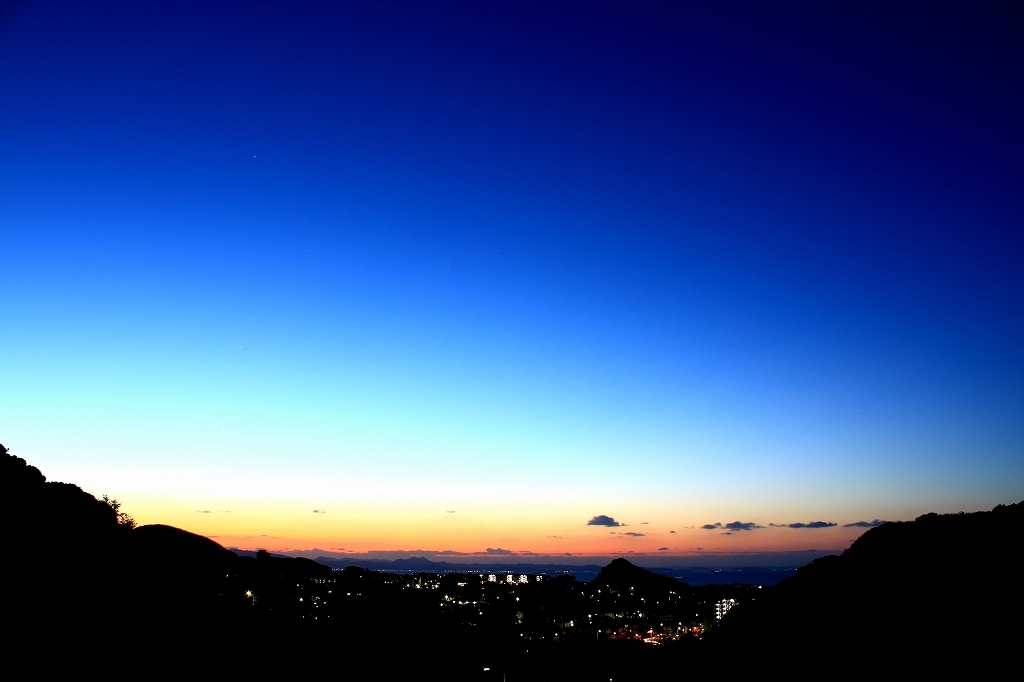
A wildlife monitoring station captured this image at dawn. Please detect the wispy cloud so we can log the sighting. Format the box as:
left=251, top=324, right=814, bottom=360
left=622, top=532, right=645, bottom=537
left=446, top=510, right=456, bottom=513
left=587, top=515, right=621, bottom=527
left=658, top=547, right=669, bottom=551
left=197, top=510, right=212, bottom=514
left=844, top=519, right=887, bottom=528
left=313, top=509, right=327, bottom=514
left=786, top=521, right=836, bottom=529
left=485, top=547, right=514, bottom=555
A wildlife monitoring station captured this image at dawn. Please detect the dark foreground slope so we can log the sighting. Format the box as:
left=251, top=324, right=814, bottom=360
left=710, top=502, right=1024, bottom=665
left=2, top=444, right=127, bottom=627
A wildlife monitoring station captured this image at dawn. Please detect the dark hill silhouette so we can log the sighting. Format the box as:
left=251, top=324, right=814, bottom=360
left=2, top=444, right=127, bottom=631
left=710, top=502, right=1024, bottom=666
left=591, top=557, right=685, bottom=595
left=133, top=523, right=239, bottom=566
left=245, top=547, right=335, bottom=579
left=128, top=524, right=243, bottom=607
left=1, top=443, right=334, bottom=650
left=1, top=444, right=120, bottom=544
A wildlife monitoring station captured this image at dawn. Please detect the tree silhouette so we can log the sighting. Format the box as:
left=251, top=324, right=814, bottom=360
left=101, top=494, right=136, bottom=529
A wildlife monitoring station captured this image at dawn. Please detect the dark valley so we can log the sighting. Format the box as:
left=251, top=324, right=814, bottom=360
left=3, top=444, right=1020, bottom=678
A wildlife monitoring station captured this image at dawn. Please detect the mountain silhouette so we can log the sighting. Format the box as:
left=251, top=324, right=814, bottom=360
left=591, top=557, right=684, bottom=595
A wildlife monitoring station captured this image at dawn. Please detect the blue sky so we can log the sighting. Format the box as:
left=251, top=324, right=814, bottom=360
left=1, top=1, right=1021, bottom=554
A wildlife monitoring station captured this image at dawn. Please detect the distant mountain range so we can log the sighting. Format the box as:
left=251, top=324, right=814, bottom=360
left=314, top=554, right=604, bottom=575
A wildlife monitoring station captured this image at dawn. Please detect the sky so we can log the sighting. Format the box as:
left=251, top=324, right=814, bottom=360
left=1, top=1, right=1022, bottom=560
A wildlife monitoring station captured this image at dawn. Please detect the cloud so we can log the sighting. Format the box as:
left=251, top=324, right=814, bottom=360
left=623, top=532, right=645, bottom=537
left=658, top=547, right=669, bottom=551
left=313, top=509, right=327, bottom=514
left=587, top=515, right=621, bottom=527
left=670, top=530, right=676, bottom=534
left=446, top=510, right=456, bottom=513
left=197, top=510, right=212, bottom=514
left=485, top=548, right=514, bottom=555
left=844, top=519, right=887, bottom=528
left=703, top=521, right=764, bottom=531
left=641, top=522, right=649, bottom=525
left=726, top=521, right=764, bottom=531
left=786, top=521, right=836, bottom=529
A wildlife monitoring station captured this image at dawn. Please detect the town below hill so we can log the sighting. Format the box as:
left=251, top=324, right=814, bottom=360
left=3, top=444, right=1020, bottom=677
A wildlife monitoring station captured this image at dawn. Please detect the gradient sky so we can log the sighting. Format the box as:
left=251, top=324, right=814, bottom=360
left=1, top=1, right=1022, bottom=557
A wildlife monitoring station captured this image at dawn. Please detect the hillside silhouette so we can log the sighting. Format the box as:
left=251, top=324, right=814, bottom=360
left=709, top=501, right=1023, bottom=666
left=3, top=443, right=1020, bottom=676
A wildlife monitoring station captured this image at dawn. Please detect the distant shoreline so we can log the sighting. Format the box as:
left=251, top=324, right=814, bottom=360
left=230, top=549, right=802, bottom=585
